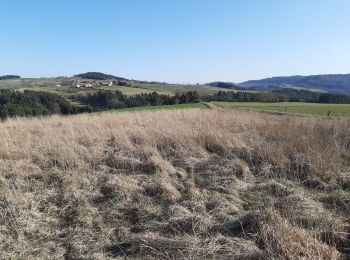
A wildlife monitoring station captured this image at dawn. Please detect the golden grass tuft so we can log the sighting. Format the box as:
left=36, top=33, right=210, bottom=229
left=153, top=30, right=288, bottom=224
left=262, top=210, right=340, bottom=259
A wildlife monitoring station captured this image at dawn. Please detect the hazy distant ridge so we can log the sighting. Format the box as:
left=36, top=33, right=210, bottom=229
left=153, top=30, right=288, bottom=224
left=238, top=73, right=350, bottom=95
left=0, top=75, right=20, bottom=80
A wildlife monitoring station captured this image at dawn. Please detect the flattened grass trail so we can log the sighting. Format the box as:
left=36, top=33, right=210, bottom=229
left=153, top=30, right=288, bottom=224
left=214, top=101, right=350, bottom=117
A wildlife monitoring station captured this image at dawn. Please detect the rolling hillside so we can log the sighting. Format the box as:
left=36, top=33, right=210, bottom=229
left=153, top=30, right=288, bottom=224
left=238, top=74, right=350, bottom=95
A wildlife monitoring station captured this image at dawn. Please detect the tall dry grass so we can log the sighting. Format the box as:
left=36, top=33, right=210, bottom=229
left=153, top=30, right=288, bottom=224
left=0, top=109, right=349, bottom=259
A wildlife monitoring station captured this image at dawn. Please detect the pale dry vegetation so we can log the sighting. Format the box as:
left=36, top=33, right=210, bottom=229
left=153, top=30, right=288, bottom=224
left=0, top=109, right=349, bottom=259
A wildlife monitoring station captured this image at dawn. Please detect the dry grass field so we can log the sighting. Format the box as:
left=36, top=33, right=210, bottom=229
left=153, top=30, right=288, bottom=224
left=0, top=109, right=349, bottom=259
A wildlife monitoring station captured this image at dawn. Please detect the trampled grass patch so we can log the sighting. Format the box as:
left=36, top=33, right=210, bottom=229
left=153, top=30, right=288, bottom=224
left=1, top=109, right=349, bottom=259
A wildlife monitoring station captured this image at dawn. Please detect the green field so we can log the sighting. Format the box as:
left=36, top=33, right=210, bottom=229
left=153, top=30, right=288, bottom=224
left=0, top=78, right=255, bottom=97
left=132, top=83, right=257, bottom=95
left=215, top=102, right=350, bottom=117
left=0, top=78, right=63, bottom=89
left=99, top=85, right=156, bottom=95
left=110, top=103, right=206, bottom=113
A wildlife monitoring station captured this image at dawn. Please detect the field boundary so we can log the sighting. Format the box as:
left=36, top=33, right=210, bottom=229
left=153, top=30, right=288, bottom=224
left=209, top=102, right=346, bottom=118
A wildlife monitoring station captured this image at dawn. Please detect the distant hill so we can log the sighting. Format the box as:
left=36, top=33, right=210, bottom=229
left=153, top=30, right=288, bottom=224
left=74, top=72, right=126, bottom=81
left=0, top=75, right=21, bottom=80
left=74, top=72, right=164, bottom=85
left=205, top=82, right=240, bottom=89
left=238, top=74, right=350, bottom=95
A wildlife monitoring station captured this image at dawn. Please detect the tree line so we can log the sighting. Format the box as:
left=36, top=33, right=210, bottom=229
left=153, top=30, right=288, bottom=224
left=0, top=89, right=201, bottom=120
left=82, top=90, right=200, bottom=109
left=0, top=89, right=89, bottom=120
left=0, top=88, right=349, bottom=120
left=202, top=88, right=350, bottom=104
left=74, top=72, right=125, bottom=81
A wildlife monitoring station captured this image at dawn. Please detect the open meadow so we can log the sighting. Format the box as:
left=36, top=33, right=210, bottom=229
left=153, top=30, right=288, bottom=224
left=1, top=108, right=349, bottom=259
left=215, top=101, right=350, bottom=117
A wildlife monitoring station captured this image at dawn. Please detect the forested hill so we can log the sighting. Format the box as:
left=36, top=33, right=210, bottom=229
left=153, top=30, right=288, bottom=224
left=74, top=72, right=163, bottom=84
left=74, top=72, right=126, bottom=81
left=238, top=73, right=350, bottom=95
left=0, top=75, right=21, bottom=80
left=205, top=82, right=240, bottom=89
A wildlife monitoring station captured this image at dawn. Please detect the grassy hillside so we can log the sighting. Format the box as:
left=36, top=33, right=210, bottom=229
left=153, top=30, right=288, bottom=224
left=0, top=78, right=241, bottom=96
left=134, top=83, right=250, bottom=95
left=0, top=78, right=246, bottom=109
left=215, top=101, right=350, bottom=117
left=1, top=109, right=349, bottom=258
left=0, top=78, right=62, bottom=89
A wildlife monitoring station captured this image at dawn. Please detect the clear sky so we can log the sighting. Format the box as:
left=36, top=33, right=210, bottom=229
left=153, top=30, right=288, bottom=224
left=1, top=0, right=350, bottom=83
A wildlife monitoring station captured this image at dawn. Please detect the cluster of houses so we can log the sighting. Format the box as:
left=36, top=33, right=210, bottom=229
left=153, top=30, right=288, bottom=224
left=70, top=79, right=131, bottom=88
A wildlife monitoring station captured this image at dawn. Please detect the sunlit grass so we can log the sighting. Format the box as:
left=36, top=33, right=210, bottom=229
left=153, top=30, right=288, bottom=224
left=215, top=101, right=350, bottom=116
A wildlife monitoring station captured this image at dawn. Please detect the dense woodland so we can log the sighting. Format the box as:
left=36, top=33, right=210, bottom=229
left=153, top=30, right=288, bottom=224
left=0, top=89, right=201, bottom=120
left=0, top=90, right=86, bottom=120
left=83, top=90, right=200, bottom=109
left=74, top=72, right=125, bottom=81
left=0, top=88, right=349, bottom=120
left=0, top=75, right=21, bottom=80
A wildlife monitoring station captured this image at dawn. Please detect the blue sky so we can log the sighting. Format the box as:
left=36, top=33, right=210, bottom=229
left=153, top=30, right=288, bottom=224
left=1, top=0, right=350, bottom=83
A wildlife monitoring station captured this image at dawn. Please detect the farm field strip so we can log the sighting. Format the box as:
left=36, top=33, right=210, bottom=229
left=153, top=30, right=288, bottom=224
left=105, top=103, right=207, bottom=113
left=214, top=101, right=350, bottom=117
